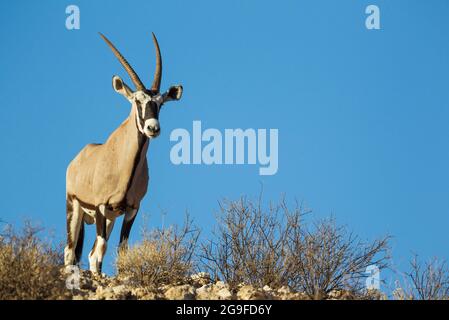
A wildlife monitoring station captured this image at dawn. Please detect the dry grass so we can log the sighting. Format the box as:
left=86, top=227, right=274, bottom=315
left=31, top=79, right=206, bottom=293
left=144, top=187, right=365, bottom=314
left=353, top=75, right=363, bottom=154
left=0, top=221, right=66, bottom=300
left=115, top=214, right=200, bottom=287
left=200, top=196, right=390, bottom=298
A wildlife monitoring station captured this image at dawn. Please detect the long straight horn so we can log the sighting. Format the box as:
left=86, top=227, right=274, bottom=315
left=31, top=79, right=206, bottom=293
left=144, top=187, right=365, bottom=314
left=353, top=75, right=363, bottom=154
left=150, top=32, right=162, bottom=92
left=99, top=33, right=145, bottom=91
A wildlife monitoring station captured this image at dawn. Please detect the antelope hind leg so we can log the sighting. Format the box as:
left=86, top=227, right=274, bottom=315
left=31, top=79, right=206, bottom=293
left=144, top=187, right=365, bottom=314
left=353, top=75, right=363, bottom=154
left=64, top=196, right=84, bottom=266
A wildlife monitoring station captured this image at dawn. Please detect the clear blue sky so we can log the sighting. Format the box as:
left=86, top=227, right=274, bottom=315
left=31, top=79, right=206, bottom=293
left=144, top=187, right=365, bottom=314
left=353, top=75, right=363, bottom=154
left=0, top=0, right=448, bottom=284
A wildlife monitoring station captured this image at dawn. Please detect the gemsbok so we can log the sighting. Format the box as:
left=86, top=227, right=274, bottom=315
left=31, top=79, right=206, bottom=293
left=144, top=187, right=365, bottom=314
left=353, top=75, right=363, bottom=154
left=64, top=33, right=183, bottom=273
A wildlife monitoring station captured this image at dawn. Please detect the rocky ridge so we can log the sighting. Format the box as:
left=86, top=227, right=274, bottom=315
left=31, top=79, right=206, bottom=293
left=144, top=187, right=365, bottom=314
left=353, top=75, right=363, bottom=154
left=62, top=269, right=383, bottom=300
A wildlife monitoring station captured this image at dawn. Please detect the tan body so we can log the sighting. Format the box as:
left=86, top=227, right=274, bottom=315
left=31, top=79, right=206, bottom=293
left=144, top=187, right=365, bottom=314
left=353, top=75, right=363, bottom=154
left=66, top=109, right=149, bottom=214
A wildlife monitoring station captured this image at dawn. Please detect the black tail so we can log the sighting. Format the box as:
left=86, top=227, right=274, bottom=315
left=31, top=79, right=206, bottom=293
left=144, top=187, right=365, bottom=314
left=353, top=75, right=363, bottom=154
left=74, top=222, right=84, bottom=264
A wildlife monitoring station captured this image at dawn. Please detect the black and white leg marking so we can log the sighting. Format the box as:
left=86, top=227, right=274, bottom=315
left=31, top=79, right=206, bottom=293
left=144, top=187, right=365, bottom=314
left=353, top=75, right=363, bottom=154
left=64, top=197, right=83, bottom=266
left=88, top=207, right=107, bottom=274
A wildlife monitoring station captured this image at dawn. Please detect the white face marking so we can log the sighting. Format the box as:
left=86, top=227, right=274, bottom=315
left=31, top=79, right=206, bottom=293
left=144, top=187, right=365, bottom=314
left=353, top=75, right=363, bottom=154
left=144, top=118, right=160, bottom=138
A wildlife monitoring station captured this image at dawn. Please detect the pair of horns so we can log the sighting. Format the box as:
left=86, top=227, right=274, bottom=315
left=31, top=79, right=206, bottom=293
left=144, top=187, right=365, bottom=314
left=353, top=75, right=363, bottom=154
left=99, top=32, right=162, bottom=92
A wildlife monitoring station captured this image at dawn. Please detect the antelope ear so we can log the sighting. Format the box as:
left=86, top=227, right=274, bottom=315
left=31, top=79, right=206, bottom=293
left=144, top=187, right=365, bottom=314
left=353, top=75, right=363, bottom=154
left=112, top=75, right=133, bottom=101
left=163, top=85, right=183, bottom=102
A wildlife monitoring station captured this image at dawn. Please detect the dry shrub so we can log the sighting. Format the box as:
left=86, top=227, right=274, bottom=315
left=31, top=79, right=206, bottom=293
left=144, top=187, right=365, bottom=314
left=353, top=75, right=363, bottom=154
left=394, top=255, right=449, bottom=300
left=200, top=196, right=306, bottom=289
left=285, top=217, right=390, bottom=298
left=200, top=196, right=390, bottom=298
left=0, top=221, right=66, bottom=299
left=115, top=215, right=200, bottom=287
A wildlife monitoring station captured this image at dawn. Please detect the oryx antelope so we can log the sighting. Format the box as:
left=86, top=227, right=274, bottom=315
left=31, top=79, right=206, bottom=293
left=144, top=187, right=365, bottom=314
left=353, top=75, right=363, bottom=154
left=64, top=33, right=183, bottom=273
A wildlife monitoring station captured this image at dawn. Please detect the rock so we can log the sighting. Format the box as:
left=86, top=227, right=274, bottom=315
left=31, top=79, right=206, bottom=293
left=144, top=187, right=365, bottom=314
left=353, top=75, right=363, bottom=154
left=274, top=286, right=306, bottom=300
left=196, top=284, right=213, bottom=300
left=325, top=289, right=354, bottom=300
left=58, top=266, right=334, bottom=301
left=112, top=285, right=127, bottom=294
left=214, top=281, right=227, bottom=290
left=111, top=285, right=132, bottom=299
left=95, top=286, right=115, bottom=300
left=141, top=292, right=160, bottom=300
left=216, top=287, right=233, bottom=300
left=78, top=275, right=96, bottom=291
left=131, top=287, right=148, bottom=298
left=237, top=285, right=268, bottom=300
left=340, top=290, right=355, bottom=300
left=262, top=285, right=275, bottom=299
left=364, top=289, right=386, bottom=300
left=312, top=290, right=327, bottom=300
left=93, top=285, right=132, bottom=300
left=213, top=281, right=233, bottom=300
left=196, top=283, right=233, bottom=300
left=290, top=292, right=309, bottom=300
left=87, top=292, right=98, bottom=300
left=131, top=287, right=163, bottom=300
left=190, top=272, right=211, bottom=287
left=327, top=289, right=342, bottom=299
left=263, top=285, right=272, bottom=292
left=164, top=285, right=196, bottom=300
left=277, top=286, right=292, bottom=295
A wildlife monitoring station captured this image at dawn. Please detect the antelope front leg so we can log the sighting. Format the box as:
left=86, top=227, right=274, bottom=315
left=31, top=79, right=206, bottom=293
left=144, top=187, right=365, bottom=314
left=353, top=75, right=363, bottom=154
left=88, top=205, right=108, bottom=274
left=119, top=208, right=138, bottom=251
left=106, top=218, right=115, bottom=241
